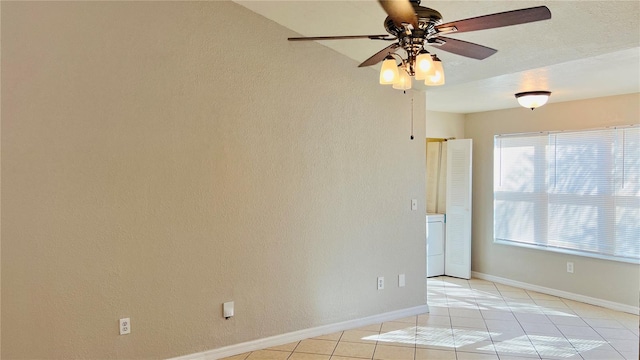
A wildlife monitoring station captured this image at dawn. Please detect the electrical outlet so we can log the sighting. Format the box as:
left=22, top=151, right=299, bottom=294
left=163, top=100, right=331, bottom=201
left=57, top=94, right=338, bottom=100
left=566, top=262, right=574, bottom=273
left=119, top=318, right=131, bottom=335
left=377, top=277, right=384, bottom=290
left=399, top=274, right=406, bottom=287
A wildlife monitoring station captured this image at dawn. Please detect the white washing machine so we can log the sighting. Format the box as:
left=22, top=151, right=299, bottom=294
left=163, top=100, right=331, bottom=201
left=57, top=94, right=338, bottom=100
left=426, top=213, right=445, bottom=277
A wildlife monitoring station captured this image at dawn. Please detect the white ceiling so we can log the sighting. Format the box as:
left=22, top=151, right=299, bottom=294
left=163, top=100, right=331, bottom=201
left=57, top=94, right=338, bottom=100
left=235, top=0, right=640, bottom=114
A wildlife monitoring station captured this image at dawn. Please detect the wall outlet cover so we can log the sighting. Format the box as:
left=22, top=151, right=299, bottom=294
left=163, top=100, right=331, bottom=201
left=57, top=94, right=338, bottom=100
left=119, top=318, right=131, bottom=335
left=566, top=262, right=574, bottom=273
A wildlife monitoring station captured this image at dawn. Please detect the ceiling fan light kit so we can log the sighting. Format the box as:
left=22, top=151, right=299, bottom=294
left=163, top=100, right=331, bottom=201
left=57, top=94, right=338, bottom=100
left=424, top=55, right=445, bottom=86
left=288, top=0, right=551, bottom=90
left=392, top=67, right=413, bottom=90
left=380, top=55, right=400, bottom=84
left=515, top=91, right=552, bottom=110
left=414, top=50, right=435, bottom=80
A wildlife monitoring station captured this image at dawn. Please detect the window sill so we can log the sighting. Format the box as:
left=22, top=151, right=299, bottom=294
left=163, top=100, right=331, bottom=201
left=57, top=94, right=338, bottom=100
left=494, top=239, right=640, bottom=265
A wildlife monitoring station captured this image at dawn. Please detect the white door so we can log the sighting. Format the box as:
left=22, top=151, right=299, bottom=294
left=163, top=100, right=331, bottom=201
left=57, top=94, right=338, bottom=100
left=427, top=215, right=445, bottom=277
left=444, top=139, right=472, bottom=279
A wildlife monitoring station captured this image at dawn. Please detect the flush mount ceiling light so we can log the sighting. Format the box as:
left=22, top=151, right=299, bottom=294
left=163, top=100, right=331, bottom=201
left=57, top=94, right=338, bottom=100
left=515, top=91, right=552, bottom=110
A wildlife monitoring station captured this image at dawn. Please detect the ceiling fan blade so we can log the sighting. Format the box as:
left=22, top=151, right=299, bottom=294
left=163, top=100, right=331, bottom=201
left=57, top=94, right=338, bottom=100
left=358, top=43, right=400, bottom=67
left=431, top=37, right=497, bottom=60
left=288, top=35, right=393, bottom=41
left=378, top=0, right=418, bottom=29
left=436, top=6, right=551, bottom=34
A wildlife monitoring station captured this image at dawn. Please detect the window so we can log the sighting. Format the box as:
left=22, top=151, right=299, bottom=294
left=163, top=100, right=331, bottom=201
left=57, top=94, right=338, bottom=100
left=494, top=126, right=639, bottom=263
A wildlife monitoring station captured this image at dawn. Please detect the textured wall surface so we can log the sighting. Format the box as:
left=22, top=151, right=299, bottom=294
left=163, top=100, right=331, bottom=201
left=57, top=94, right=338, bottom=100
left=465, top=93, right=640, bottom=307
left=1, top=2, right=426, bottom=358
left=425, top=111, right=465, bottom=140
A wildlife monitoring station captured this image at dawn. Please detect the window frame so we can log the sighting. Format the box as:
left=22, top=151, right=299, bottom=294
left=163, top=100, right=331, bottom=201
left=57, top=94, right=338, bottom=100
left=493, top=126, right=639, bottom=265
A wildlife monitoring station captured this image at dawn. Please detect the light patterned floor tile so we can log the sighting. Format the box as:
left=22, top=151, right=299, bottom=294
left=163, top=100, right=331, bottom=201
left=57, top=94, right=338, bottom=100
left=380, top=321, right=415, bottom=333
left=288, top=353, right=331, bottom=360
left=498, top=355, right=541, bottom=360
left=480, top=310, right=515, bottom=321
left=415, top=348, right=456, bottom=359
left=556, top=324, right=602, bottom=338
left=340, top=330, right=379, bottom=344
left=455, top=340, right=496, bottom=354
left=450, top=316, right=487, bottom=329
left=484, top=319, right=522, bottom=332
left=514, top=313, right=552, bottom=324
left=621, top=351, right=640, bottom=360
left=427, top=306, right=450, bottom=316
left=372, top=344, right=415, bottom=360
left=454, top=351, right=499, bottom=360
left=245, top=350, right=291, bottom=360
left=608, top=339, right=640, bottom=353
left=417, top=314, right=451, bottom=326
left=294, top=339, right=338, bottom=355
left=519, top=322, right=563, bottom=336
left=546, top=314, right=587, bottom=326
left=580, top=349, right=625, bottom=359
left=594, top=327, right=638, bottom=340
left=449, top=308, right=483, bottom=319
left=582, top=317, right=626, bottom=329
left=332, top=342, right=376, bottom=358
left=534, top=299, right=571, bottom=310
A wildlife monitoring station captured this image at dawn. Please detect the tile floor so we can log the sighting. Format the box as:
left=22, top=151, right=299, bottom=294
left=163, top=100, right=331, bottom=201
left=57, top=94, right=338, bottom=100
left=222, top=276, right=639, bottom=360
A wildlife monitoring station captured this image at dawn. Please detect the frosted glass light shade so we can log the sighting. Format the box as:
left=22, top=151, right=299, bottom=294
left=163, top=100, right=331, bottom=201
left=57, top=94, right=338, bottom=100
left=380, top=57, right=400, bottom=85
left=414, top=51, right=435, bottom=80
left=392, top=68, right=412, bottom=90
left=515, top=91, right=552, bottom=110
left=425, top=56, right=444, bottom=86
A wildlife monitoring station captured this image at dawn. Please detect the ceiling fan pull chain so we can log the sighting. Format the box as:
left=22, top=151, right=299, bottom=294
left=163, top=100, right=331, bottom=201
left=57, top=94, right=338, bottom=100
left=410, top=94, right=414, bottom=140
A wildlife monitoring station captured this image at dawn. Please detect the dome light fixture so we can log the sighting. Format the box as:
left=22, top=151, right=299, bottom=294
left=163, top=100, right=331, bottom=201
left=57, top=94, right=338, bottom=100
left=515, top=91, right=552, bottom=110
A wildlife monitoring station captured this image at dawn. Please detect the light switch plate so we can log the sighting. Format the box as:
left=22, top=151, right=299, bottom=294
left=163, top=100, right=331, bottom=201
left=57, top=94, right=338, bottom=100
left=223, top=301, right=234, bottom=319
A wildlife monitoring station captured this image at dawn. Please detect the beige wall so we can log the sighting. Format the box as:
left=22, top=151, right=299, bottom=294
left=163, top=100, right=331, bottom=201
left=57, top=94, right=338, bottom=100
left=465, top=93, right=640, bottom=307
left=426, top=110, right=465, bottom=140
left=1, top=2, right=427, bottom=359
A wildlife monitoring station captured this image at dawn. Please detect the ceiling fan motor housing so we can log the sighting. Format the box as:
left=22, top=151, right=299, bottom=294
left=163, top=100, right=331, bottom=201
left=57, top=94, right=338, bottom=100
left=384, top=5, right=443, bottom=74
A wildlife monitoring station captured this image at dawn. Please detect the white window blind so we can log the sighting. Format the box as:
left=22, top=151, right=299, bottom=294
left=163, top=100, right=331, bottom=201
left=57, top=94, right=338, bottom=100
left=494, top=126, right=639, bottom=263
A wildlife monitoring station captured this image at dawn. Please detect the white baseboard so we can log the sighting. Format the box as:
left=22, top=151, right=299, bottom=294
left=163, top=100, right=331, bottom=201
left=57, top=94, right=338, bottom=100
left=168, top=304, right=429, bottom=360
left=471, top=271, right=639, bottom=315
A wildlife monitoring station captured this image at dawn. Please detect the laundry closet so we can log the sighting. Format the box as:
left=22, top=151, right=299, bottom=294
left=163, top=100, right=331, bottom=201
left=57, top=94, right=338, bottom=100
left=426, top=138, right=473, bottom=279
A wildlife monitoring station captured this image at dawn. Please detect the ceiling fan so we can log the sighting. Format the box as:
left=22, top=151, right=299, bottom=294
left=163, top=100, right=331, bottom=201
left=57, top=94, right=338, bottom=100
left=288, top=0, right=551, bottom=89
